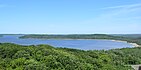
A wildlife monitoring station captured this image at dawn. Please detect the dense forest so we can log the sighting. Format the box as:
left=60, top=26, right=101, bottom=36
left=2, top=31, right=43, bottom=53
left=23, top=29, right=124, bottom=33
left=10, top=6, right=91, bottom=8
left=1, top=43, right=141, bottom=70
left=20, top=34, right=141, bottom=45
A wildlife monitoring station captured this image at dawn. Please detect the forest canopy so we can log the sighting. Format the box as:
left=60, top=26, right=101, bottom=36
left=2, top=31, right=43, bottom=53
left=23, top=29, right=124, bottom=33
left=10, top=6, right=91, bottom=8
left=1, top=43, right=141, bottom=70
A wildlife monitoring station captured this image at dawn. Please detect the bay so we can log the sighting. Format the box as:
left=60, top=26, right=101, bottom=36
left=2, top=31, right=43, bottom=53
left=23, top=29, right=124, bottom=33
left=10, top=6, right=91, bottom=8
left=0, top=35, right=133, bottom=50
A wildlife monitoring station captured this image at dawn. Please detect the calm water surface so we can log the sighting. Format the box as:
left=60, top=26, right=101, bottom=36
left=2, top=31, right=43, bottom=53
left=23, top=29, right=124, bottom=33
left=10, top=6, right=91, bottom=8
left=0, top=35, right=133, bottom=50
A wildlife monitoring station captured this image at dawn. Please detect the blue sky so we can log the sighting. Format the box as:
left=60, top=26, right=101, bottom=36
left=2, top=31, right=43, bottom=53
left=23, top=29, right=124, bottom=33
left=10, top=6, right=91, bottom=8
left=0, top=0, right=141, bottom=34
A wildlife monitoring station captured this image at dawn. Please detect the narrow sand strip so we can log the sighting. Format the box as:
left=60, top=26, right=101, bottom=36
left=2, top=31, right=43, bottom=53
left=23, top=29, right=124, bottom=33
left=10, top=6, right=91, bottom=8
left=129, top=43, right=140, bottom=47
left=110, top=40, right=140, bottom=47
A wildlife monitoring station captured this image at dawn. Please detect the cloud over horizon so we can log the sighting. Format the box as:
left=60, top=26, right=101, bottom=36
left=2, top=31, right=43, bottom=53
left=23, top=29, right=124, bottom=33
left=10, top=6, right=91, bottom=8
left=81, top=3, right=141, bottom=33
left=102, top=3, right=141, bottom=9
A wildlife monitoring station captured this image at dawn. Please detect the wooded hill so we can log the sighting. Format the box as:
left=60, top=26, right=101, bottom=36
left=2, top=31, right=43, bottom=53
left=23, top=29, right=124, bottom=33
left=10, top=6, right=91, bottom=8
left=1, top=43, right=140, bottom=70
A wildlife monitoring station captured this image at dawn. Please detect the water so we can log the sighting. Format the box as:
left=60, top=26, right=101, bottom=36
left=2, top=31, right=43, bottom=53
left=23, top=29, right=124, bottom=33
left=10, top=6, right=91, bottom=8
left=0, top=35, right=133, bottom=50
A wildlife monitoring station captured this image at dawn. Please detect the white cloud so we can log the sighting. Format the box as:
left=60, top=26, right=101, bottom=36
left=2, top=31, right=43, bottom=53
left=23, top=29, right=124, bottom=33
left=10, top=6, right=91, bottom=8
left=102, top=3, right=141, bottom=9
left=80, top=3, right=141, bottom=33
left=86, top=3, right=141, bottom=24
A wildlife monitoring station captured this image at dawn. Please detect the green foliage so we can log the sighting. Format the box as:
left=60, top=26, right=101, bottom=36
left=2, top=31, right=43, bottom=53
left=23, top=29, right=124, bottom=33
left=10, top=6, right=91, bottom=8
left=0, top=43, right=134, bottom=70
left=108, top=47, right=141, bottom=65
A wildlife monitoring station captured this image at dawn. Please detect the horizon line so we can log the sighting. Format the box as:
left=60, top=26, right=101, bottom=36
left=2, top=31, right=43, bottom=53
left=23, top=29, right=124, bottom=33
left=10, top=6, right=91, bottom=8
left=0, top=33, right=141, bottom=35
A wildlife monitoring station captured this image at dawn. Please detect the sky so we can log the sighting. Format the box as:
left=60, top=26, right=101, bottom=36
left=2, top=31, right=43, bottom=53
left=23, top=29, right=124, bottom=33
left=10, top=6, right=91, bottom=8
left=0, top=0, right=141, bottom=34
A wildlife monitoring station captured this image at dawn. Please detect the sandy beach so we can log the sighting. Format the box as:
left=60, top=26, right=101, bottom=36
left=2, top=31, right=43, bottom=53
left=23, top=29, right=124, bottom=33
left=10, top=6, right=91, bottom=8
left=129, top=43, right=140, bottom=47
left=110, top=40, right=140, bottom=47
